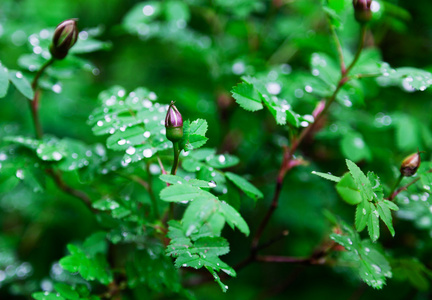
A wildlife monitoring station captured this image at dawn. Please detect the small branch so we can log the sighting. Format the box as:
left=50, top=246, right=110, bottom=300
left=256, top=255, right=312, bottom=264
left=46, top=169, right=94, bottom=211
left=251, top=168, right=286, bottom=251
left=157, top=156, right=167, bottom=175
left=29, top=58, right=55, bottom=139
left=387, top=173, right=403, bottom=200
left=344, top=25, right=366, bottom=76
left=389, top=169, right=432, bottom=201
left=255, top=230, right=289, bottom=253
left=249, top=20, right=368, bottom=265
left=329, top=24, right=346, bottom=75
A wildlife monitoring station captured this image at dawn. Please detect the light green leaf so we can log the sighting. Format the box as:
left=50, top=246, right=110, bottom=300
left=92, top=199, right=120, bottom=211
left=0, top=63, right=9, bottom=98
left=32, top=292, right=65, bottom=300
left=367, top=203, right=380, bottom=241
left=383, top=200, right=399, bottom=211
left=231, top=82, right=263, bottom=112
left=159, top=174, right=187, bottom=185
left=225, top=172, right=263, bottom=201
left=160, top=184, right=213, bottom=202
left=377, top=201, right=395, bottom=236
left=182, top=197, right=219, bottom=236
left=53, top=283, right=79, bottom=300
left=206, top=266, right=229, bottom=292
left=355, top=200, right=369, bottom=232
left=340, top=132, right=371, bottom=162
left=180, top=119, right=208, bottom=151
left=219, top=201, right=250, bottom=236
left=312, top=171, right=340, bottom=182
left=346, top=159, right=374, bottom=202
left=336, top=173, right=362, bottom=205
left=164, top=0, right=190, bottom=22
left=8, top=70, right=34, bottom=100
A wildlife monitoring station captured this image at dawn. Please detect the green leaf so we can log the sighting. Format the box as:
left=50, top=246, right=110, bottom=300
left=340, top=132, right=371, bottom=162
left=179, top=119, right=208, bottom=151
left=175, top=254, right=235, bottom=277
left=206, top=153, right=239, bottom=169
left=383, top=200, right=399, bottom=211
left=219, top=201, right=250, bottom=236
left=160, top=184, right=213, bottom=202
left=312, top=171, right=340, bottom=182
left=330, top=222, right=392, bottom=289
left=336, top=173, right=362, bottom=205
left=368, top=172, right=384, bottom=201
left=377, top=201, right=395, bottom=236
left=0, top=63, right=9, bottom=98
left=310, top=52, right=339, bottom=87
left=379, top=64, right=432, bottom=91
left=32, top=292, right=65, bottom=300
left=159, top=174, right=187, bottom=185
left=70, top=38, right=111, bottom=54
left=206, top=266, right=229, bottom=292
left=355, top=200, right=370, bottom=232
left=92, top=199, right=120, bottom=211
left=182, top=197, right=219, bottom=236
left=53, top=283, right=79, bottom=300
left=8, top=70, right=34, bottom=100
left=393, top=258, right=432, bottom=291
left=367, top=203, right=380, bottom=241
left=346, top=159, right=373, bottom=202
left=231, top=82, right=263, bottom=112
left=164, top=0, right=190, bottom=22
left=225, top=172, right=263, bottom=201
left=393, top=114, right=419, bottom=152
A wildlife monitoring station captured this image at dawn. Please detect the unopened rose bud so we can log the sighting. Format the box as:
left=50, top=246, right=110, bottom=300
left=353, top=0, right=372, bottom=24
left=400, top=152, right=421, bottom=177
left=49, top=19, right=78, bottom=60
left=165, top=101, right=183, bottom=142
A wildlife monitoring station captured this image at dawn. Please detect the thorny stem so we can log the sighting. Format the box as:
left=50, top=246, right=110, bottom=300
left=388, top=169, right=432, bottom=201
left=250, top=23, right=368, bottom=257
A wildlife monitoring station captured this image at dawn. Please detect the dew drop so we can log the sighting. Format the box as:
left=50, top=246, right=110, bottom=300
left=126, top=147, right=136, bottom=155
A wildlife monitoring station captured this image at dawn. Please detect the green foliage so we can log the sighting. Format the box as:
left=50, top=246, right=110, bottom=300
left=330, top=221, right=392, bottom=289
left=2, top=0, right=432, bottom=299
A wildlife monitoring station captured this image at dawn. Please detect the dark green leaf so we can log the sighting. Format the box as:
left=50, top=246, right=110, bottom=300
left=225, top=172, right=263, bottom=201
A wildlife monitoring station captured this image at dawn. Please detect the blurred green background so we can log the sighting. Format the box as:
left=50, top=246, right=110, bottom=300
left=2, top=0, right=432, bottom=299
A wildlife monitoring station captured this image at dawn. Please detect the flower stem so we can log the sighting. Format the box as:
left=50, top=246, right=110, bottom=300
left=169, top=141, right=181, bottom=219
left=29, top=58, right=55, bottom=139
left=171, top=142, right=180, bottom=175
left=344, top=25, right=366, bottom=76
left=387, top=174, right=403, bottom=200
